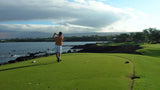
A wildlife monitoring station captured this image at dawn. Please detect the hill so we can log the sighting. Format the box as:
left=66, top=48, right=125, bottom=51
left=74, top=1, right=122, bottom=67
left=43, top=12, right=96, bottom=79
left=0, top=30, right=123, bottom=39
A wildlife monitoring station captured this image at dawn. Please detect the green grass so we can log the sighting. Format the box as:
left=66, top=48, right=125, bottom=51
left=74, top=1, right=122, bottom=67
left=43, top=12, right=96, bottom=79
left=0, top=44, right=160, bottom=90
left=113, top=53, right=160, bottom=90
left=0, top=53, right=132, bottom=90
left=136, top=44, right=160, bottom=57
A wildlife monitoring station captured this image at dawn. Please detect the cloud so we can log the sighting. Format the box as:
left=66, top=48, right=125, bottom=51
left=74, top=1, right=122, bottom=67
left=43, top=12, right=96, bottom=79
left=0, top=24, right=96, bottom=34
left=101, top=10, right=149, bottom=32
left=74, top=0, right=86, bottom=4
left=0, top=0, right=134, bottom=29
left=0, top=22, right=103, bottom=38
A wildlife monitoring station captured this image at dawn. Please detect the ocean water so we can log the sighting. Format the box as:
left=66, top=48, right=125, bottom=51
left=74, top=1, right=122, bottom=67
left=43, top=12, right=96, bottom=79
left=0, top=42, right=96, bottom=63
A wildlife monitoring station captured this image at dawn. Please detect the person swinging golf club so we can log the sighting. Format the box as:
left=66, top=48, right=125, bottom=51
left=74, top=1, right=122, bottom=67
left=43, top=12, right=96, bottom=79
left=53, top=32, right=63, bottom=62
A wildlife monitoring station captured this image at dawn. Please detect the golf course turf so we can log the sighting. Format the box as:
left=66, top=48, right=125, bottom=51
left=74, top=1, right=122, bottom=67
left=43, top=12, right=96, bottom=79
left=0, top=44, right=160, bottom=90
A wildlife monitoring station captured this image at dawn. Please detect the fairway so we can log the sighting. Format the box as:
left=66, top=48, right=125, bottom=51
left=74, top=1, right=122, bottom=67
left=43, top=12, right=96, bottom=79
left=0, top=44, right=160, bottom=90
left=0, top=53, right=133, bottom=90
left=114, top=54, right=160, bottom=90
left=1, top=0, right=160, bottom=89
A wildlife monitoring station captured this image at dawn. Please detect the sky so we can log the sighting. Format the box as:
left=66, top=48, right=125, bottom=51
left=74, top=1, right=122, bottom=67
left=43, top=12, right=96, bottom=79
left=0, top=0, right=160, bottom=35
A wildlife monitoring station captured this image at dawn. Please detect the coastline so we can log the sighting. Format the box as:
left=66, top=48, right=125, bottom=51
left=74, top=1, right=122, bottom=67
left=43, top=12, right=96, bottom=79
left=0, top=43, right=142, bottom=65
left=0, top=45, right=75, bottom=65
left=0, top=42, right=97, bottom=65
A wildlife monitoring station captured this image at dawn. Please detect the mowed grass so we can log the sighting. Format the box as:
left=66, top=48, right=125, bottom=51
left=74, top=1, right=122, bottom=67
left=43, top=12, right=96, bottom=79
left=0, top=44, right=160, bottom=90
left=114, top=54, right=160, bottom=90
left=112, top=44, right=160, bottom=90
left=0, top=53, right=132, bottom=90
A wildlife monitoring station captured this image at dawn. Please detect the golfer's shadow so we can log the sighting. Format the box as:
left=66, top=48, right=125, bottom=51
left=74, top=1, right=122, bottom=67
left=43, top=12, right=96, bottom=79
left=0, top=61, right=57, bottom=72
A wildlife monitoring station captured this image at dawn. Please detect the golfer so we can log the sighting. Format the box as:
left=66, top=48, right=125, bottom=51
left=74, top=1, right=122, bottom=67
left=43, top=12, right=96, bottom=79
left=53, top=32, right=63, bottom=62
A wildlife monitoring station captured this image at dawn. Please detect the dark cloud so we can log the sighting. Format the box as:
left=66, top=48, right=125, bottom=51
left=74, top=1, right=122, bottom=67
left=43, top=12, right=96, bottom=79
left=0, top=0, right=132, bottom=28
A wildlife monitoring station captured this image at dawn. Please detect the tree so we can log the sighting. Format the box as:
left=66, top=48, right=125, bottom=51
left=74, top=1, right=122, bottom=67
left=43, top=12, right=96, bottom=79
left=133, top=32, right=145, bottom=43
left=143, top=28, right=160, bottom=43
left=115, top=33, right=130, bottom=42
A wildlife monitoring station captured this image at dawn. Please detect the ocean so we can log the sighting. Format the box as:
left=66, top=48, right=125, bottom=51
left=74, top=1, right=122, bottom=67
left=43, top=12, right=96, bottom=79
left=0, top=42, right=97, bottom=63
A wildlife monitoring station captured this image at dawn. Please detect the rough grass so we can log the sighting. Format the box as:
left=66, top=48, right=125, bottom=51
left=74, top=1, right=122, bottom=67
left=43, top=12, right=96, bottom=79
left=136, top=44, right=160, bottom=57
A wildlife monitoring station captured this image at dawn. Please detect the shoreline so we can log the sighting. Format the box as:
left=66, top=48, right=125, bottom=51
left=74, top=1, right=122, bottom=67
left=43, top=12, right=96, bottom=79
left=0, top=43, right=142, bottom=65
left=0, top=44, right=78, bottom=65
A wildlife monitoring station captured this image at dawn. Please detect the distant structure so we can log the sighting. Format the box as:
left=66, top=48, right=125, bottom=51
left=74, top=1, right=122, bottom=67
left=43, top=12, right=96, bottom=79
left=0, top=40, right=6, bottom=43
